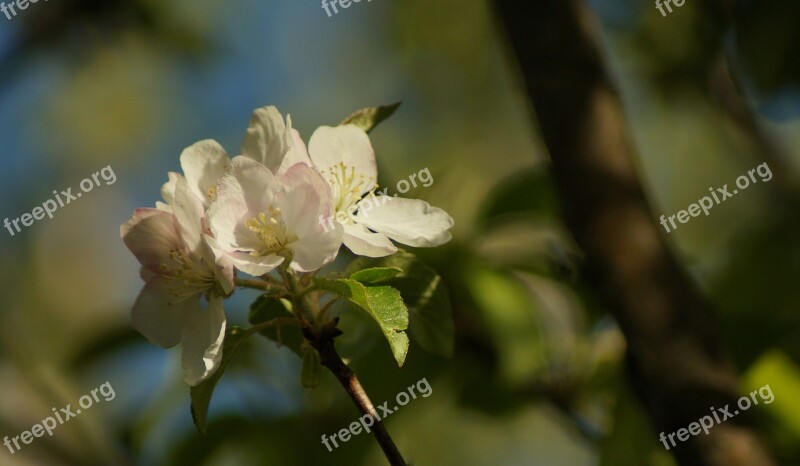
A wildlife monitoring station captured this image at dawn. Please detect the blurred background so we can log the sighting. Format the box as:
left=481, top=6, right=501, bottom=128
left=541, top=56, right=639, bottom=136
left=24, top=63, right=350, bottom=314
left=0, top=0, right=798, bottom=464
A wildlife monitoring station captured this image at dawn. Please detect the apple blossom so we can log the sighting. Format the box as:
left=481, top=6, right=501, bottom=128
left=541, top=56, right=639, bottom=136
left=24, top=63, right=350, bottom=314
left=161, top=139, right=231, bottom=210
left=240, top=105, right=311, bottom=176
left=121, top=177, right=234, bottom=386
left=308, top=125, right=453, bottom=257
left=208, top=156, right=343, bottom=275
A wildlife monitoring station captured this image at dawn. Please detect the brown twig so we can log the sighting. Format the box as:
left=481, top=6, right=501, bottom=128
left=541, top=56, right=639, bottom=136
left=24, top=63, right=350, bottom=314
left=301, top=319, right=407, bottom=466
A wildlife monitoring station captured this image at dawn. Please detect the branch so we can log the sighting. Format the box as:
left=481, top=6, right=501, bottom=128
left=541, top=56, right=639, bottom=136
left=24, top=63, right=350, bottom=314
left=302, top=319, right=407, bottom=466
left=492, top=0, right=776, bottom=464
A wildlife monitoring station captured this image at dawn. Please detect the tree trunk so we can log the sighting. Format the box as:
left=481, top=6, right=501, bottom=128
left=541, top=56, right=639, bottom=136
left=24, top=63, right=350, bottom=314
left=492, top=1, right=776, bottom=464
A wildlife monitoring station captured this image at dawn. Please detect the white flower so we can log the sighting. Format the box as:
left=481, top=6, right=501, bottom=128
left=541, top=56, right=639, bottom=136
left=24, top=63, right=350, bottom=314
left=308, top=125, right=454, bottom=257
left=208, top=156, right=343, bottom=275
left=160, top=139, right=231, bottom=210
left=121, top=177, right=234, bottom=386
left=240, top=106, right=311, bottom=176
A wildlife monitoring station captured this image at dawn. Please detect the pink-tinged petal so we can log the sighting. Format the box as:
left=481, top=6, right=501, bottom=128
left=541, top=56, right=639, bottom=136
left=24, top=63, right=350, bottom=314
left=276, top=115, right=312, bottom=176
left=139, top=266, right=156, bottom=282
left=342, top=222, right=397, bottom=257
left=308, top=125, right=377, bottom=197
left=160, top=172, right=181, bottom=205
left=354, top=196, right=454, bottom=247
left=227, top=250, right=284, bottom=276
left=241, top=106, right=290, bottom=172
left=208, top=156, right=277, bottom=251
left=121, top=208, right=183, bottom=274
left=181, top=295, right=226, bottom=386
left=278, top=163, right=333, bottom=238
left=290, top=221, right=343, bottom=272
left=179, top=140, right=229, bottom=208
left=131, top=278, right=194, bottom=348
left=203, top=235, right=235, bottom=295
left=172, top=177, right=205, bottom=257
left=224, top=156, right=279, bottom=215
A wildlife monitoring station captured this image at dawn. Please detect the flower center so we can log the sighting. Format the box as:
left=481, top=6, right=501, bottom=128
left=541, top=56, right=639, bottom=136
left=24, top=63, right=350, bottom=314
left=326, top=162, right=372, bottom=213
left=159, top=248, right=216, bottom=301
left=246, top=206, right=296, bottom=256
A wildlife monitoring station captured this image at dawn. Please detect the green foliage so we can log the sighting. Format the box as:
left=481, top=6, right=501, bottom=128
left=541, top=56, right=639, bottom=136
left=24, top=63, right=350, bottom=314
left=190, top=326, right=251, bottom=436
left=301, top=343, right=323, bottom=389
left=248, top=295, right=304, bottom=356
left=464, top=263, right=544, bottom=387
left=477, top=165, right=558, bottom=226
left=339, top=103, right=401, bottom=133
left=744, top=350, right=800, bottom=438
left=349, top=266, right=402, bottom=284
left=346, top=250, right=455, bottom=358
left=314, top=277, right=410, bottom=366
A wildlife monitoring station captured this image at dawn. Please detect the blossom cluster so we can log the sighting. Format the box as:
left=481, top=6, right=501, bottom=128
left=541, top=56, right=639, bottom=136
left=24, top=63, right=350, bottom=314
left=121, top=106, right=453, bottom=385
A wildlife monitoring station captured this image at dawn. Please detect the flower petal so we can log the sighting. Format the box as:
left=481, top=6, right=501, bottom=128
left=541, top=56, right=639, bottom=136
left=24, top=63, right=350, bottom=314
left=160, top=172, right=181, bottom=205
left=278, top=163, right=333, bottom=237
left=290, top=221, right=343, bottom=272
left=241, top=106, right=290, bottom=172
left=121, top=208, right=183, bottom=274
left=181, top=295, right=226, bottom=386
left=276, top=115, right=312, bottom=176
left=179, top=140, right=229, bottom=208
left=308, top=125, right=377, bottom=197
left=131, top=278, right=193, bottom=348
left=209, top=156, right=278, bottom=252
left=354, top=196, right=454, bottom=247
left=172, top=177, right=205, bottom=257
left=204, top=234, right=236, bottom=294
left=342, top=222, right=397, bottom=257
left=227, top=250, right=284, bottom=276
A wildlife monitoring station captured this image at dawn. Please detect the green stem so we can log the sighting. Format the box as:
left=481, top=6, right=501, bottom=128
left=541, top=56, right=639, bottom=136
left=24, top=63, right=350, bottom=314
left=244, top=316, right=298, bottom=338
left=235, top=277, right=287, bottom=295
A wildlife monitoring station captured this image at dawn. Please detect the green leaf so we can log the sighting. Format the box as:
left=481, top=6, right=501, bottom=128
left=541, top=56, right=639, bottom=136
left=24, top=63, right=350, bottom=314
left=248, top=296, right=304, bottom=357
left=345, top=250, right=454, bottom=358
left=301, top=344, right=323, bottom=389
left=314, top=277, right=409, bottom=366
left=478, top=165, right=558, bottom=226
left=744, top=350, right=800, bottom=437
left=339, top=103, right=401, bottom=133
left=190, top=326, right=250, bottom=435
left=349, top=267, right=402, bottom=284
left=463, top=264, right=544, bottom=386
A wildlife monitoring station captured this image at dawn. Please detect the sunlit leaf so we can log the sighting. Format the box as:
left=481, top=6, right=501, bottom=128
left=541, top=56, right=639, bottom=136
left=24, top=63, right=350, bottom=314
left=314, top=277, right=409, bottom=366
left=349, top=267, right=402, bottom=284
left=340, top=103, right=401, bottom=133
left=346, top=250, right=454, bottom=358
